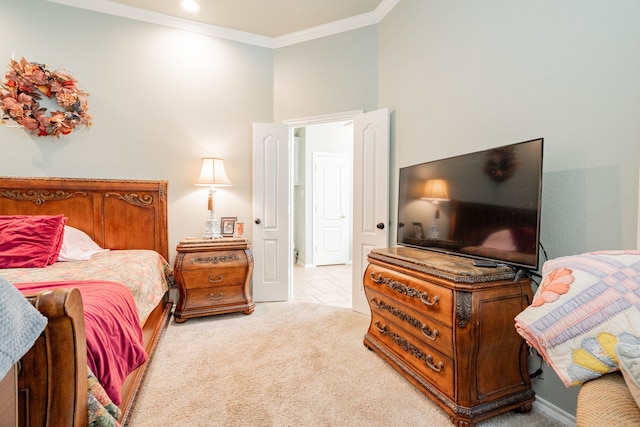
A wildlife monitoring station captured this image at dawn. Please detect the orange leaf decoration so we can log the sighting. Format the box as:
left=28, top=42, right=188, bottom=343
left=0, top=57, right=91, bottom=138
left=36, top=84, right=51, bottom=97
left=531, top=268, right=574, bottom=307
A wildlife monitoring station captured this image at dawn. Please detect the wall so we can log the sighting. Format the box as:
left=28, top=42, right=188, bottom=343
left=273, top=26, right=379, bottom=122
left=0, top=0, right=273, bottom=260
left=378, top=0, right=640, bottom=416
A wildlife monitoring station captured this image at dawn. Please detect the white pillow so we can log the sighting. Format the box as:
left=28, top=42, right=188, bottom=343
left=57, top=226, right=109, bottom=261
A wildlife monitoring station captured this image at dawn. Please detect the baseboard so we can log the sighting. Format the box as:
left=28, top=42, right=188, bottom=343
left=534, top=396, right=576, bottom=426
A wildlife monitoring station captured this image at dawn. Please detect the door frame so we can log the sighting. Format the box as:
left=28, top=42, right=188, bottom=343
left=284, top=110, right=363, bottom=128
left=284, top=110, right=363, bottom=301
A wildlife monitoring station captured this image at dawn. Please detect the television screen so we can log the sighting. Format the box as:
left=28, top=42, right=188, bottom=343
left=396, top=138, right=543, bottom=271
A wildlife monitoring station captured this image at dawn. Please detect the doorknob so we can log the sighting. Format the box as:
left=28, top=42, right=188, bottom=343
left=255, top=218, right=261, bottom=224
left=376, top=222, right=385, bottom=230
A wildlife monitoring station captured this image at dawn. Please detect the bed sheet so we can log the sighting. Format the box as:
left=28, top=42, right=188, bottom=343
left=0, top=249, right=173, bottom=324
left=14, top=280, right=146, bottom=406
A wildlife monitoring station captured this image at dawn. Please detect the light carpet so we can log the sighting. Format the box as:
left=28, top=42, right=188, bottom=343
left=129, top=301, right=566, bottom=427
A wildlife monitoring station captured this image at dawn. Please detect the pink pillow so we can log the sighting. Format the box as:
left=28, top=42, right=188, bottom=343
left=0, top=215, right=67, bottom=268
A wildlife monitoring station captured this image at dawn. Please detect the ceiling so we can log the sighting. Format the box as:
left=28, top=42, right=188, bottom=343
left=47, top=0, right=396, bottom=47
left=112, top=0, right=385, bottom=37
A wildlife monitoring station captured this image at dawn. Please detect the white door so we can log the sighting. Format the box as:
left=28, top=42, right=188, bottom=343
left=352, top=108, right=390, bottom=314
left=313, top=153, right=351, bottom=266
left=252, top=123, right=292, bottom=302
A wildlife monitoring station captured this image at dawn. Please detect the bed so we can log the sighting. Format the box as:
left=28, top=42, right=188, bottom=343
left=0, top=176, right=174, bottom=427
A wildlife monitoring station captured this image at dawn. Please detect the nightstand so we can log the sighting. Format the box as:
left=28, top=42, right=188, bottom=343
left=173, top=238, right=255, bottom=323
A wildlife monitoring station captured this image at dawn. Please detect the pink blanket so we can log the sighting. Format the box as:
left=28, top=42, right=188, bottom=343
left=16, top=280, right=148, bottom=405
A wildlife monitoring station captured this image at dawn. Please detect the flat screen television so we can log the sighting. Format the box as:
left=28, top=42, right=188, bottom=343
left=397, top=138, right=543, bottom=271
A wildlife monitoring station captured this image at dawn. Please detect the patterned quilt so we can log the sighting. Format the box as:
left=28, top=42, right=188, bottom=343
left=515, top=250, right=640, bottom=386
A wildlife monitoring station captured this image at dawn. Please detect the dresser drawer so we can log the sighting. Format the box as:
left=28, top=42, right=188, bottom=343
left=369, top=311, right=454, bottom=397
left=180, top=267, right=247, bottom=289
left=364, top=264, right=453, bottom=327
left=367, top=288, right=454, bottom=358
left=184, top=285, right=247, bottom=309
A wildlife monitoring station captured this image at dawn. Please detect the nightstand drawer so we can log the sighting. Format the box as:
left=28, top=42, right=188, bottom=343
left=179, top=249, right=248, bottom=271
left=183, top=285, right=247, bottom=309
left=180, top=267, right=247, bottom=289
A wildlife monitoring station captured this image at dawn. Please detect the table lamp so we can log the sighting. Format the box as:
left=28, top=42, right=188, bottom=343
left=195, top=157, right=232, bottom=238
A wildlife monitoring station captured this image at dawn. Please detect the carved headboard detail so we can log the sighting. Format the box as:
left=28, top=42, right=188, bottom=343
left=0, top=177, right=169, bottom=261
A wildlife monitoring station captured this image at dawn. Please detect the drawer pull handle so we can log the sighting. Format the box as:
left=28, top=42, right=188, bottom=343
left=209, top=292, right=223, bottom=300
left=374, top=320, right=387, bottom=333
left=425, top=355, right=444, bottom=372
left=420, top=293, right=439, bottom=307
left=421, top=326, right=439, bottom=341
left=209, top=275, right=223, bottom=283
left=370, top=273, right=440, bottom=308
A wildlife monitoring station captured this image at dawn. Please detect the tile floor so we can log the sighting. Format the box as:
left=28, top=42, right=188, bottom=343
left=292, top=263, right=352, bottom=308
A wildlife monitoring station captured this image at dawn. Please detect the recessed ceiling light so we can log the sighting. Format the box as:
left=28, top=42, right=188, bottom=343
left=179, top=0, right=200, bottom=13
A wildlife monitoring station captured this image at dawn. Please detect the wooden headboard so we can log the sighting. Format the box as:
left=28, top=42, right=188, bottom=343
left=0, top=177, right=169, bottom=261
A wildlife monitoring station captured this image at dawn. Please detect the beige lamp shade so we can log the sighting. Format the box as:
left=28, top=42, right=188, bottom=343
left=421, top=179, right=449, bottom=201
left=195, top=157, right=232, bottom=187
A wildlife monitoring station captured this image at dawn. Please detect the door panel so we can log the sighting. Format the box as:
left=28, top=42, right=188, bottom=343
left=314, top=153, right=350, bottom=266
left=352, top=108, right=390, bottom=314
left=252, top=123, right=291, bottom=302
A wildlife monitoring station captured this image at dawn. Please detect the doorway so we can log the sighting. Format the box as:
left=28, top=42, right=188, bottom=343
left=292, top=121, right=354, bottom=269
left=252, top=108, right=389, bottom=311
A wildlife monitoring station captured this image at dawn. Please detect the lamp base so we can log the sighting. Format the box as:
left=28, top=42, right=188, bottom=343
left=427, top=222, right=439, bottom=239
left=202, top=211, right=222, bottom=239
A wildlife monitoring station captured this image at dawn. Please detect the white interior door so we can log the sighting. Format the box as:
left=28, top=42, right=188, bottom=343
left=252, top=122, right=292, bottom=302
left=313, top=153, right=351, bottom=266
left=352, top=108, right=390, bottom=314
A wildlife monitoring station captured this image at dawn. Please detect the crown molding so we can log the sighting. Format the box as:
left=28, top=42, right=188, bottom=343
left=376, top=0, right=401, bottom=21
left=44, top=0, right=273, bottom=47
left=273, top=12, right=375, bottom=48
left=44, top=0, right=400, bottom=48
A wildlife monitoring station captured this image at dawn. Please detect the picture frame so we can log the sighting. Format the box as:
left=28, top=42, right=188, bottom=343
left=412, top=222, right=424, bottom=239
left=220, top=217, right=237, bottom=236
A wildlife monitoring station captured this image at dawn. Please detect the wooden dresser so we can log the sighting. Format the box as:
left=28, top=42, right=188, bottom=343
left=173, top=238, right=254, bottom=322
left=363, top=247, right=535, bottom=426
